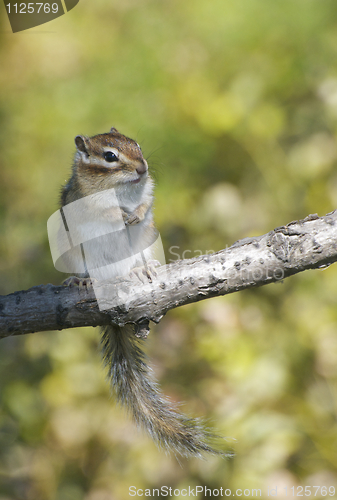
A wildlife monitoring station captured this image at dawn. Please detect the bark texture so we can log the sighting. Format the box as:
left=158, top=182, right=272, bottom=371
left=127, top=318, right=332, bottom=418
left=0, top=211, right=336, bottom=339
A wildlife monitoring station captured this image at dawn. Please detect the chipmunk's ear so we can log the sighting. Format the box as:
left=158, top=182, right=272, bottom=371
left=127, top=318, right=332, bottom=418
left=110, top=127, right=118, bottom=133
left=75, top=135, right=89, bottom=154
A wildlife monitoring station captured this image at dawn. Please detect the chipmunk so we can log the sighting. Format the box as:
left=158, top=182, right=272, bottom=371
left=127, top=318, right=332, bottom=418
left=60, top=127, right=224, bottom=458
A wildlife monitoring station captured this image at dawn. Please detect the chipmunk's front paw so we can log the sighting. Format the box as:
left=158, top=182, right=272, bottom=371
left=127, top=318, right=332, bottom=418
left=62, top=276, right=97, bottom=290
left=124, top=212, right=141, bottom=226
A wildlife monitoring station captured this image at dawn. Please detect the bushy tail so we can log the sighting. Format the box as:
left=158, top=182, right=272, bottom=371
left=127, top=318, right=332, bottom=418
left=100, top=324, right=227, bottom=458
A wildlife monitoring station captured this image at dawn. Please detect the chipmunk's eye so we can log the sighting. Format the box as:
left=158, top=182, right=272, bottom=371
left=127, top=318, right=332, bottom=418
left=104, top=151, right=118, bottom=163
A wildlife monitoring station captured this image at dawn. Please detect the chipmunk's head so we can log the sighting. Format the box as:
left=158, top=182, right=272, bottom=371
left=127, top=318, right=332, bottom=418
left=74, top=127, right=148, bottom=193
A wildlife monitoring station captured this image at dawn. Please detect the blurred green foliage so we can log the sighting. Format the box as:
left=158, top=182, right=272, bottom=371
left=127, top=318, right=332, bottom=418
left=1, top=0, right=337, bottom=498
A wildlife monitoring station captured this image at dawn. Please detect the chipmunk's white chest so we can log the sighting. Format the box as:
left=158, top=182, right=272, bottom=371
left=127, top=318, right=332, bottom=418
left=60, top=181, right=153, bottom=279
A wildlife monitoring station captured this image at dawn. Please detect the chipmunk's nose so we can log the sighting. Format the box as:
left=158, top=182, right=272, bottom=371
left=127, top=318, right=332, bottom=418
left=136, top=160, right=148, bottom=175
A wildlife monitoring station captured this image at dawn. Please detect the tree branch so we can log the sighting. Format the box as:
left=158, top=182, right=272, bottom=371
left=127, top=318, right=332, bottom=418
left=1, top=211, right=336, bottom=339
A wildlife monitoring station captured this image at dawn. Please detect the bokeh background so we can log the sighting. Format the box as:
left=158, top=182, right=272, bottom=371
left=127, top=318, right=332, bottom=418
left=1, top=0, right=337, bottom=499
